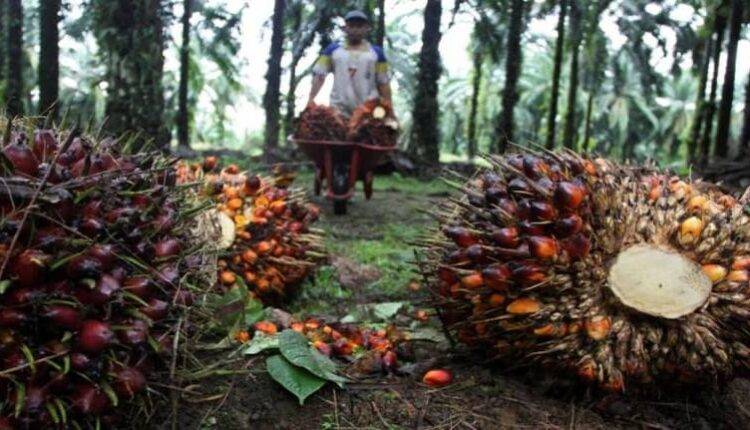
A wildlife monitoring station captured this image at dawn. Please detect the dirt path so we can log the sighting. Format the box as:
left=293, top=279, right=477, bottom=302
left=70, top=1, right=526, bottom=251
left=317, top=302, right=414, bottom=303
left=165, top=172, right=750, bottom=430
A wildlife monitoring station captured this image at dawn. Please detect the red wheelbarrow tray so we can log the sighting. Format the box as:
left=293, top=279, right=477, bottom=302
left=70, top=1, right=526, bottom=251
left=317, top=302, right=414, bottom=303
left=291, top=137, right=396, bottom=201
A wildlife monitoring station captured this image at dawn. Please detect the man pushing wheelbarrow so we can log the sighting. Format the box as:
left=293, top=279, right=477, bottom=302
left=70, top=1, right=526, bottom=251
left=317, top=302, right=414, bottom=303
left=293, top=10, right=399, bottom=215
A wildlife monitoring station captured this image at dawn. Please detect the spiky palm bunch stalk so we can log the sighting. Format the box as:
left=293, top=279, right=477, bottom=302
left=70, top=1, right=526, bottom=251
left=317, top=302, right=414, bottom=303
left=418, top=149, right=750, bottom=391
left=0, top=118, right=209, bottom=427
left=176, top=159, right=325, bottom=305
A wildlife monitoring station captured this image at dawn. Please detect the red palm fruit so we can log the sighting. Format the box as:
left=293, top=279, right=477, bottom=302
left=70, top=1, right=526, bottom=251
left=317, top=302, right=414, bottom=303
left=152, top=212, right=175, bottom=233
left=104, top=206, right=136, bottom=224
left=131, top=194, right=151, bottom=209
left=112, top=367, right=146, bottom=398
left=732, top=257, right=750, bottom=271
left=332, top=339, right=356, bottom=356
left=444, top=226, right=477, bottom=248
left=0, top=308, right=28, bottom=327
left=254, top=321, right=278, bottom=335
left=519, top=220, right=546, bottom=236
left=79, top=218, right=105, bottom=237
left=3, top=143, right=39, bottom=176
left=508, top=178, right=532, bottom=195
left=313, top=341, right=332, bottom=357
left=154, top=237, right=181, bottom=259
left=32, top=130, right=58, bottom=161
left=423, top=369, right=453, bottom=387
left=33, top=225, right=66, bottom=249
left=42, top=305, right=82, bottom=330
left=561, top=233, right=591, bottom=260
left=88, top=244, right=116, bottom=269
left=466, top=244, right=485, bottom=262
left=484, top=186, right=507, bottom=204
left=141, top=298, right=169, bottom=321
left=11, top=249, right=49, bottom=287
left=523, top=155, right=550, bottom=178
left=118, top=320, right=149, bottom=345
left=123, top=276, right=151, bottom=299
left=71, top=383, right=110, bottom=415
left=528, top=236, right=558, bottom=260
left=491, top=227, right=520, bottom=248
left=553, top=181, right=586, bottom=209
left=66, top=254, right=103, bottom=279
left=510, top=262, right=546, bottom=286
left=382, top=350, right=398, bottom=371
left=78, top=320, right=115, bottom=353
left=461, top=272, right=484, bottom=289
left=6, top=287, right=41, bottom=305
left=438, top=267, right=458, bottom=284
left=86, top=274, right=121, bottom=306
left=516, top=199, right=531, bottom=220
left=530, top=201, right=556, bottom=221
left=173, top=289, right=195, bottom=306
left=482, top=265, right=512, bottom=291
left=554, top=214, right=584, bottom=237
left=494, top=198, right=518, bottom=218
left=506, top=297, right=541, bottom=314
left=156, top=264, right=179, bottom=285
left=82, top=200, right=103, bottom=218
left=202, top=156, right=218, bottom=172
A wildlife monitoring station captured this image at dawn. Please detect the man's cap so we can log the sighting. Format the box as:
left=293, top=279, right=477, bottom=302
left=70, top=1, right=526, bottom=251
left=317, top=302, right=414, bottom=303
left=344, top=10, right=370, bottom=23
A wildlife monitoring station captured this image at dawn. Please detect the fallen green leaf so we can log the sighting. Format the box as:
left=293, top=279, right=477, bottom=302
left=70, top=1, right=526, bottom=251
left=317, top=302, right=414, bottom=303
left=266, top=355, right=326, bottom=405
left=243, top=332, right=279, bottom=355
left=278, top=330, right=347, bottom=387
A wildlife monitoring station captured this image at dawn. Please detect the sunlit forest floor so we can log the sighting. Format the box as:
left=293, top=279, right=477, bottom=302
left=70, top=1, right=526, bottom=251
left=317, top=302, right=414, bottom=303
left=164, top=169, right=750, bottom=430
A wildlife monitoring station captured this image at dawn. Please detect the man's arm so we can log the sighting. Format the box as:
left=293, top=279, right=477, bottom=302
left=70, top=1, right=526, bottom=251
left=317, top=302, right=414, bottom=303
left=307, top=74, right=326, bottom=108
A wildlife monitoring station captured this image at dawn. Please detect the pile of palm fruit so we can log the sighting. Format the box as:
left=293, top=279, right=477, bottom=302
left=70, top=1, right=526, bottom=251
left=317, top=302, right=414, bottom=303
left=0, top=119, right=210, bottom=428
left=176, top=158, right=324, bottom=305
left=419, top=149, right=750, bottom=391
left=296, top=101, right=398, bottom=146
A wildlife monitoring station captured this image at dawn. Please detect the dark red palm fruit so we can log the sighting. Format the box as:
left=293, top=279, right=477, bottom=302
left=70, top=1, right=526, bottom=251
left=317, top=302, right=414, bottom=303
left=56, top=137, right=88, bottom=167
left=42, top=305, right=82, bottom=330
left=530, top=201, right=556, bottom=221
left=3, top=349, right=28, bottom=372
left=117, top=320, right=149, bottom=346
left=202, top=156, right=218, bottom=172
left=554, top=214, right=584, bottom=237
left=79, top=217, right=105, bottom=237
left=155, top=264, right=179, bottom=286
left=465, top=244, right=486, bottom=262
left=437, top=266, right=458, bottom=285
left=33, top=225, right=66, bottom=249
left=87, top=274, right=121, bottom=306
left=109, top=266, right=127, bottom=283
left=154, top=238, right=180, bottom=259
left=70, top=383, right=110, bottom=415
left=78, top=320, right=114, bottom=354
left=516, top=199, right=531, bottom=220
left=66, top=255, right=103, bottom=279
left=527, top=236, right=558, bottom=261
left=172, top=289, right=194, bottom=306
left=523, top=155, right=550, bottom=179
left=481, top=172, right=502, bottom=188
left=482, top=264, right=513, bottom=291
left=11, top=249, right=49, bottom=287
left=3, top=143, right=39, bottom=177
left=519, top=220, right=546, bottom=236
left=151, top=211, right=175, bottom=234
left=32, top=130, right=58, bottom=161
left=131, top=194, right=151, bottom=209
left=112, top=367, right=146, bottom=398
left=443, top=226, right=478, bottom=248
left=553, top=181, right=586, bottom=210
left=141, top=298, right=169, bottom=321
left=70, top=352, right=92, bottom=371
left=382, top=350, right=398, bottom=371
left=104, top=206, right=136, bottom=224
left=332, top=339, right=355, bottom=356
left=123, top=276, right=152, bottom=299
left=494, top=198, right=518, bottom=218
left=507, top=154, right=524, bottom=171
left=535, top=177, right=556, bottom=194
left=491, top=227, right=520, bottom=248
left=88, top=244, right=116, bottom=269
left=484, top=185, right=507, bottom=204
left=245, top=175, right=262, bottom=194
left=82, top=200, right=103, bottom=218
left=508, top=178, right=532, bottom=195
left=6, top=287, right=42, bottom=305
left=0, top=308, right=28, bottom=327
left=37, top=162, right=68, bottom=184
left=510, top=262, right=547, bottom=287
left=561, top=233, right=591, bottom=260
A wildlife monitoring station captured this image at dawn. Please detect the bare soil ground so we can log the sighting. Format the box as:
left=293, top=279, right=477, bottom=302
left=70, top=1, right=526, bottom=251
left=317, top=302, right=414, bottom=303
left=156, top=172, right=750, bottom=430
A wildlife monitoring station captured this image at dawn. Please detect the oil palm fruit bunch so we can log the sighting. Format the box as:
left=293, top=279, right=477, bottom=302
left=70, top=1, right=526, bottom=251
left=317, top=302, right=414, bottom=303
left=347, top=99, right=399, bottom=147
left=418, top=149, right=750, bottom=391
left=295, top=104, right=348, bottom=142
left=0, top=119, right=208, bottom=428
left=177, top=159, right=325, bottom=305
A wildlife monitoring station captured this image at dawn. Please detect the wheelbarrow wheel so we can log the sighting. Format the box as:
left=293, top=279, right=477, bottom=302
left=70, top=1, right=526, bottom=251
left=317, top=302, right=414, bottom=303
left=333, top=199, right=347, bottom=215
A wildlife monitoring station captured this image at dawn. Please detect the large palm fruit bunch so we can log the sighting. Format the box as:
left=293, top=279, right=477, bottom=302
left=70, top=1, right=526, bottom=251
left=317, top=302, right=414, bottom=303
left=176, top=159, right=324, bottom=305
left=418, top=150, right=750, bottom=391
left=0, top=120, right=209, bottom=428
left=295, top=104, right=348, bottom=142
left=347, top=99, right=399, bottom=147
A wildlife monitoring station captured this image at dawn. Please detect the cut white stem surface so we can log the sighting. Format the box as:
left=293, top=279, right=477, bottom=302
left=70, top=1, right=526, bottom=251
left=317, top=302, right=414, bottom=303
left=608, top=244, right=711, bottom=319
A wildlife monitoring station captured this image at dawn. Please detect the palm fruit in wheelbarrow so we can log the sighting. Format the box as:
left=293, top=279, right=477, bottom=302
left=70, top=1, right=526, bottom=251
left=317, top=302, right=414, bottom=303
left=0, top=118, right=211, bottom=428
left=177, top=160, right=325, bottom=305
left=418, top=149, right=750, bottom=391
left=347, top=99, right=399, bottom=147
left=295, top=104, right=348, bottom=142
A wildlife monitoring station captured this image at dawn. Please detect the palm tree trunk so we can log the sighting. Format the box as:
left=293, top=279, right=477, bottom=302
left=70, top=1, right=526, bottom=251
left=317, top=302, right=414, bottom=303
left=688, top=36, right=712, bottom=164
left=39, top=0, right=60, bottom=118
left=0, top=0, right=6, bottom=102
left=467, top=51, right=483, bottom=160
left=283, top=4, right=303, bottom=140
left=562, top=1, right=581, bottom=150
left=376, top=0, right=386, bottom=47
left=713, top=0, right=742, bottom=159
left=263, top=0, right=287, bottom=162
left=582, top=89, right=594, bottom=152
left=496, top=0, right=525, bottom=153
left=740, top=72, right=750, bottom=156
left=177, top=0, right=192, bottom=149
left=699, top=14, right=726, bottom=166
left=410, top=0, right=442, bottom=165
left=6, top=0, right=23, bottom=117
left=545, top=0, right=567, bottom=149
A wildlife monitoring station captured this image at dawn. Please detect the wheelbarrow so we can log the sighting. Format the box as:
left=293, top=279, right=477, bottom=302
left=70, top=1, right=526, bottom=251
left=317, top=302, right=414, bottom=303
left=291, top=137, right=395, bottom=215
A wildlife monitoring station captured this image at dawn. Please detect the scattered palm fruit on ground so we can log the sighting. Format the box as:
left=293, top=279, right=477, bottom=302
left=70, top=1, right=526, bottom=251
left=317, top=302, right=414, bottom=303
left=176, top=159, right=325, bottom=305
left=418, top=150, right=750, bottom=391
left=422, top=369, right=453, bottom=387
left=0, top=119, right=209, bottom=427
left=347, top=99, right=399, bottom=147
left=294, top=104, right=348, bottom=142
